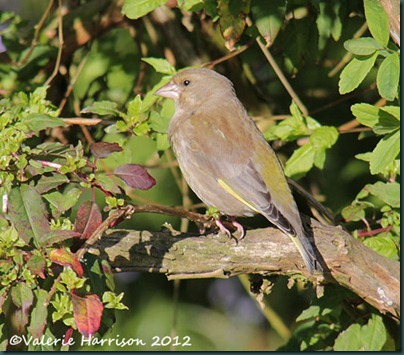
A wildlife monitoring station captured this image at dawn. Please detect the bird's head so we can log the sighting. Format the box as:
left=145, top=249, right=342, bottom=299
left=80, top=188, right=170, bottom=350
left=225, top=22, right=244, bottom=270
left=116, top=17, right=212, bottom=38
left=154, top=68, right=235, bottom=108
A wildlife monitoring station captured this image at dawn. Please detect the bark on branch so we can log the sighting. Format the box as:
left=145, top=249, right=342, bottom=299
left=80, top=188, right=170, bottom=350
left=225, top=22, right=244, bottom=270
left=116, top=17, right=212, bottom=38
left=86, top=216, right=400, bottom=320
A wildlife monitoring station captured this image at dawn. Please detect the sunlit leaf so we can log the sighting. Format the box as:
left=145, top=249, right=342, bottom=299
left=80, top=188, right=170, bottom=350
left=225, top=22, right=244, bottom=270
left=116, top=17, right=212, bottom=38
left=50, top=248, right=84, bottom=277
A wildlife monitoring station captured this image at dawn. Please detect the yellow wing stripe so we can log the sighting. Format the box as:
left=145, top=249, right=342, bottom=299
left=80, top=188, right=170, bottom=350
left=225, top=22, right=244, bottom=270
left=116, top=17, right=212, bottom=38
left=217, top=178, right=261, bottom=214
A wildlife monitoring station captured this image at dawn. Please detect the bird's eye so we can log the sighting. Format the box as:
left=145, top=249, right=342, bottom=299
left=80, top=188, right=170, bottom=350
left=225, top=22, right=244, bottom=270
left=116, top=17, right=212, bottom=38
left=183, top=80, right=190, bottom=86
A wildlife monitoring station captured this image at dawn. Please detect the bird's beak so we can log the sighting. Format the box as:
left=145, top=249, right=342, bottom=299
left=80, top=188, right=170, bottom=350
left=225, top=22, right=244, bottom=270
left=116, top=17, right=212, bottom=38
left=154, top=81, right=180, bottom=100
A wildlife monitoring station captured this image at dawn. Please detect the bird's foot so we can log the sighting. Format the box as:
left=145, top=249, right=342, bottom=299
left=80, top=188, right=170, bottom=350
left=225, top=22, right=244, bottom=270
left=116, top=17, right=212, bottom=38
left=215, top=217, right=245, bottom=242
left=215, top=219, right=232, bottom=238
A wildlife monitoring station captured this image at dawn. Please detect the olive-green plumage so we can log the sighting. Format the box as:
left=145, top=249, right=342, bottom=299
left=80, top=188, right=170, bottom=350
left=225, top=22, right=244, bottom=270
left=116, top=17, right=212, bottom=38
left=155, top=68, right=321, bottom=273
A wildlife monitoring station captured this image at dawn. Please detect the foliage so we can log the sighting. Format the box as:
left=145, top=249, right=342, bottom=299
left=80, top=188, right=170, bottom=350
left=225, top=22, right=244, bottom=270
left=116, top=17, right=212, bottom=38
left=0, top=0, right=400, bottom=351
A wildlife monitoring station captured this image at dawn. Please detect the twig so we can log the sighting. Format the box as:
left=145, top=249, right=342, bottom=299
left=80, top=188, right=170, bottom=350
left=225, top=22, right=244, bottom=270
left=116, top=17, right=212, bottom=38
left=62, top=118, right=103, bottom=126
left=44, top=0, right=64, bottom=86
left=205, top=43, right=251, bottom=68
left=15, top=0, right=55, bottom=66
left=76, top=205, right=136, bottom=260
left=245, top=17, right=309, bottom=116
left=58, top=52, right=90, bottom=112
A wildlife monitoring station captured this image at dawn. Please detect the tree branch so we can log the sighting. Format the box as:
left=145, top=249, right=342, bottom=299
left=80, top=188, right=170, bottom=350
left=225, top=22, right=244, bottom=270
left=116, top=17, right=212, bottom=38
left=86, top=216, right=400, bottom=320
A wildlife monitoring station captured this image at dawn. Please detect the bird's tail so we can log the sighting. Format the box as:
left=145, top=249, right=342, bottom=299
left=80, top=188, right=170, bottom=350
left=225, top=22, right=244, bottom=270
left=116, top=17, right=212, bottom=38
left=289, top=231, right=322, bottom=274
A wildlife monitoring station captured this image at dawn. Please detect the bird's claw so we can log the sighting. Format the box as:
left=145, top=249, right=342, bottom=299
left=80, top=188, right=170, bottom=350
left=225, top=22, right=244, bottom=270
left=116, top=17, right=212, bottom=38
left=215, top=218, right=245, bottom=242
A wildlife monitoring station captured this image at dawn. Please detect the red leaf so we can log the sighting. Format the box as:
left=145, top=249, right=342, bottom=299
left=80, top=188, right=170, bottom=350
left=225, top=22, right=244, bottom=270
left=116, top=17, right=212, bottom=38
left=90, top=142, right=122, bottom=159
left=74, top=202, right=102, bottom=240
left=72, top=293, right=103, bottom=337
left=113, top=164, right=156, bottom=190
left=49, top=248, right=84, bottom=277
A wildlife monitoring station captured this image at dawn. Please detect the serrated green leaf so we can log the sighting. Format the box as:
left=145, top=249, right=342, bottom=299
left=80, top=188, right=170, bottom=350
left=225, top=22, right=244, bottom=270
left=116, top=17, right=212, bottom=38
left=339, top=53, right=378, bottom=94
left=351, top=103, right=379, bottom=128
left=369, top=130, right=400, bottom=174
left=82, top=101, right=118, bottom=116
left=334, top=314, right=387, bottom=351
left=122, top=0, right=167, bottom=19
left=364, top=181, right=400, bottom=208
left=376, top=52, right=400, bottom=101
left=334, top=324, right=362, bottom=350
left=363, top=235, right=399, bottom=259
left=380, top=106, right=400, bottom=120
left=373, top=111, right=400, bottom=135
left=344, top=37, right=383, bottom=55
left=285, top=144, right=315, bottom=177
left=364, top=0, right=390, bottom=47
left=142, top=57, right=176, bottom=75
left=310, top=126, right=339, bottom=149
left=24, top=114, right=66, bottom=133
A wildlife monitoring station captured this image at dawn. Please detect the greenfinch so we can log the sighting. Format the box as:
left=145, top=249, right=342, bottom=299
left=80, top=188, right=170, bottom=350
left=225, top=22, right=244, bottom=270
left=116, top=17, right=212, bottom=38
left=155, top=68, right=321, bottom=274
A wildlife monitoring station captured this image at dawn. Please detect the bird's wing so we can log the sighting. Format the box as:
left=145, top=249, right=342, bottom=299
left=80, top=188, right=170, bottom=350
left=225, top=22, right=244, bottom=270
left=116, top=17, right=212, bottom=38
left=177, top=111, right=296, bottom=235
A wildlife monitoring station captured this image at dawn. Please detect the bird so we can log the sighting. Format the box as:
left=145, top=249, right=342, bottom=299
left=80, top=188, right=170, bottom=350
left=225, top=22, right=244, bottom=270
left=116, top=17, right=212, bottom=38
left=155, top=67, right=321, bottom=274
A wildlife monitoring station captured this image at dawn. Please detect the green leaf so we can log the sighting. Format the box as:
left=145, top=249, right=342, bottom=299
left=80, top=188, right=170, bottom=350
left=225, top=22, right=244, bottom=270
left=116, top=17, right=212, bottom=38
left=176, top=0, right=204, bottom=11
left=156, top=132, right=170, bottom=151
left=376, top=52, right=400, bottom=101
left=217, top=0, right=250, bottom=50
left=364, top=181, right=400, bottom=208
left=369, top=130, right=400, bottom=174
left=334, top=314, right=387, bottom=350
left=8, top=185, right=50, bottom=246
left=127, top=95, right=143, bottom=122
left=11, top=283, right=34, bottom=333
left=34, top=174, right=69, bottom=194
left=316, top=1, right=342, bottom=49
left=380, top=106, right=400, bottom=120
left=363, top=235, right=399, bottom=259
left=339, top=53, right=378, bottom=94
left=122, top=0, right=167, bottom=19
left=285, top=144, right=315, bottom=178
left=81, top=101, right=118, bottom=116
left=27, top=289, right=49, bottom=338
left=44, top=188, right=83, bottom=217
left=351, top=103, right=399, bottom=134
left=142, top=57, right=176, bottom=75
left=343, top=37, right=383, bottom=55
left=373, top=111, right=400, bottom=135
left=341, top=204, right=365, bottom=222
left=351, top=103, right=379, bottom=128
left=310, top=126, right=339, bottom=149
left=250, top=0, right=286, bottom=46
left=363, top=0, right=390, bottom=47
left=24, top=114, right=66, bottom=133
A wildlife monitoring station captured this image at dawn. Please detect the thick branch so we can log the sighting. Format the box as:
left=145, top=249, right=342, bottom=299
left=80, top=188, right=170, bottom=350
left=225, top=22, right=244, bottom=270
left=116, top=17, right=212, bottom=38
left=88, top=217, right=400, bottom=320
